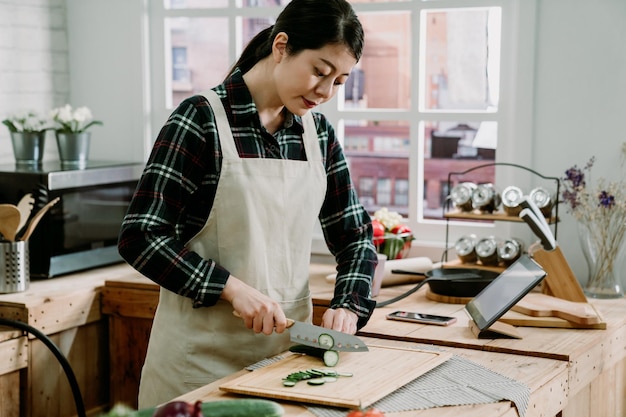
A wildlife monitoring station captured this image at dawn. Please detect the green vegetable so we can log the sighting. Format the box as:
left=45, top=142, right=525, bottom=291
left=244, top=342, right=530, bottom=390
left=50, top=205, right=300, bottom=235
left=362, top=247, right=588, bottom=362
left=281, top=368, right=352, bottom=387
left=130, top=399, right=284, bottom=417
left=318, top=333, right=334, bottom=349
left=289, top=344, right=340, bottom=367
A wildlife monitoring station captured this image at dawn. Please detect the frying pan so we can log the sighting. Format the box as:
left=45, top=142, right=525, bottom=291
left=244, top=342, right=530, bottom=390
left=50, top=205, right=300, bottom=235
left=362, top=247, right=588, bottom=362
left=391, top=267, right=501, bottom=297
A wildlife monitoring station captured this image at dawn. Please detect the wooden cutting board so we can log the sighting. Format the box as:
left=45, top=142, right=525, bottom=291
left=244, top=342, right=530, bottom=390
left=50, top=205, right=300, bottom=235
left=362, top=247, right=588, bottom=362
left=219, top=344, right=451, bottom=409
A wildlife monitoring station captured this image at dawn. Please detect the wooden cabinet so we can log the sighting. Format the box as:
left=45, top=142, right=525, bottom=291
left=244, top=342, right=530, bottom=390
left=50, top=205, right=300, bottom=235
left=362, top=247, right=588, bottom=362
left=0, top=265, right=131, bottom=417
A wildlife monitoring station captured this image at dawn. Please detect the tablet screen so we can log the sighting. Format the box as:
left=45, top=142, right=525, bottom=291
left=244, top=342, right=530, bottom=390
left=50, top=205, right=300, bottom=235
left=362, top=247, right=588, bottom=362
left=465, top=255, right=547, bottom=331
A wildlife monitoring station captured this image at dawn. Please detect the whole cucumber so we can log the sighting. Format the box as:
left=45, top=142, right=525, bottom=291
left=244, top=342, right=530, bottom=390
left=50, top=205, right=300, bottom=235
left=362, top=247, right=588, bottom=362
left=130, top=399, right=284, bottom=417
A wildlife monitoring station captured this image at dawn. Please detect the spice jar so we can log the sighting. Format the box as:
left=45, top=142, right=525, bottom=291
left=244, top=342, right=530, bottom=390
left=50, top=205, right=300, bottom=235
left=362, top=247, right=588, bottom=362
left=471, top=183, right=501, bottom=213
left=454, top=234, right=478, bottom=264
left=501, top=185, right=524, bottom=216
left=498, top=238, right=524, bottom=266
left=529, top=186, right=554, bottom=218
left=450, top=182, right=477, bottom=212
left=475, top=236, right=499, bottom=266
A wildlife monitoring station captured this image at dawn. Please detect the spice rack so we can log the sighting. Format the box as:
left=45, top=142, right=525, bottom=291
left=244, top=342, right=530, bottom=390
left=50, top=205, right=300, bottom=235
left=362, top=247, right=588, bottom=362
left=441, top=162, right=561, bottom=267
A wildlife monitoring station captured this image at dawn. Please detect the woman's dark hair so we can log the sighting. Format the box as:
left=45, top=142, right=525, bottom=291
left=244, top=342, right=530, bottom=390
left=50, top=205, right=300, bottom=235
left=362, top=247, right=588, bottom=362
left=227, top=0, right=364, bottom=78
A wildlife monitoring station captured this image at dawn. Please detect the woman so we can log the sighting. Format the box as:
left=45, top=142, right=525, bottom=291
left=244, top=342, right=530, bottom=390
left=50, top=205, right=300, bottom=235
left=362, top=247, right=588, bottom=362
left=118, top=0, right=377, bottom=408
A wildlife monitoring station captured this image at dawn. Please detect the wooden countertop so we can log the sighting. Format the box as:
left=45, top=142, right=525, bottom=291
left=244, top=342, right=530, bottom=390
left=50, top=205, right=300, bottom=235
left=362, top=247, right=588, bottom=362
left=173, top=336, right=568, bottom=417
left=3, top=262, right=623, bottom=416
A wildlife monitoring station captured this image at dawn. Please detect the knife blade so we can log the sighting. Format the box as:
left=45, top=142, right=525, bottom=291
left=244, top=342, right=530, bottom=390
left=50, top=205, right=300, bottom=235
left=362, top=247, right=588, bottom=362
left=233, top=311, right=368, bottom=352
left=519, top=208, right=556, bottom=251
left=286, top=318, right=369, bottom=352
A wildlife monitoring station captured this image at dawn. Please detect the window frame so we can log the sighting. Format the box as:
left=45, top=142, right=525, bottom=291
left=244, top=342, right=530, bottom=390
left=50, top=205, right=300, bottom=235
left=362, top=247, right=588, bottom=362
left=147, top=0, right=538, bottom=257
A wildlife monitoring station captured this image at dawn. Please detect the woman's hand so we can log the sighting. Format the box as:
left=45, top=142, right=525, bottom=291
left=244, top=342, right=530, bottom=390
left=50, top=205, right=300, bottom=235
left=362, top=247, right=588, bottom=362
left=321, top=308, right=358, bottom=334
left=221, top=275, right=287, bottom=335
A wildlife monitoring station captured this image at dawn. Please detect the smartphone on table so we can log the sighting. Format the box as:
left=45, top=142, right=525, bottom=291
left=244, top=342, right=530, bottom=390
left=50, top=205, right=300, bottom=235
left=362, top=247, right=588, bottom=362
left=386, top=310, right=457, bottom=326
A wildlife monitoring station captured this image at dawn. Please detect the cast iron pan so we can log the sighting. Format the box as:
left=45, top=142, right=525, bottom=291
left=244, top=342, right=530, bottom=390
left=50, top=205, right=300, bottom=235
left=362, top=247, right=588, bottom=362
left=391, top=267, right=501, bottom=297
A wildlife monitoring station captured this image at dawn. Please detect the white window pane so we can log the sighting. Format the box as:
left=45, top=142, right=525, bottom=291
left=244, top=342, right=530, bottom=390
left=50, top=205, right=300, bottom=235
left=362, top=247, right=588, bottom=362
left=343, top=120, right=410, bottom=216
left=165, top=17, right=229, bottom=108
left=165, top=0, right=228, bottom=9
left=239, top=0, right=290, bottom=7
left=421, top=7, right=501, bottom=111
left=343, top=11, right=411, bottom=110
left=423, top=120, right=497, bottom=219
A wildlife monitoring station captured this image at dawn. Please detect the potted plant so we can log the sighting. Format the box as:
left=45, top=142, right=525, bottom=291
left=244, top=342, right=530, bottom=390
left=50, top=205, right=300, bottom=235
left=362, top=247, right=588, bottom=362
left=2, top=110, right=50, bottom=165
left=50, top=104, right=102, bottom=167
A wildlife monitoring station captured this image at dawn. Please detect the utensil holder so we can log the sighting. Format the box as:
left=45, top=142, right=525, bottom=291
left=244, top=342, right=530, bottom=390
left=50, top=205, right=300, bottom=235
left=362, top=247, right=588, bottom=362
left=0, top=241, right=29, bottom=293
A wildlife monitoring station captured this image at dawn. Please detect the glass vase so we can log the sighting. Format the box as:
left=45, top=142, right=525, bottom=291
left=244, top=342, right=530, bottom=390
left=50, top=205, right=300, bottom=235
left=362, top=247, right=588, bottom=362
left=578, top=223, right=625, bottom=299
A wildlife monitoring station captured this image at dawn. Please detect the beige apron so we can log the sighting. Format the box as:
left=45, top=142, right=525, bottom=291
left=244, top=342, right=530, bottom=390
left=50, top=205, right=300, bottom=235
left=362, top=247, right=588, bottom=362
left=137, top=90, right=327, bottom=408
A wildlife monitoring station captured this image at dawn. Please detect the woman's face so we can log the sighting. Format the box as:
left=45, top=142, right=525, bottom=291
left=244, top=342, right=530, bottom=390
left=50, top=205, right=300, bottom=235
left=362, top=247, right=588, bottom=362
left=273, top=39, right=358, bottom=116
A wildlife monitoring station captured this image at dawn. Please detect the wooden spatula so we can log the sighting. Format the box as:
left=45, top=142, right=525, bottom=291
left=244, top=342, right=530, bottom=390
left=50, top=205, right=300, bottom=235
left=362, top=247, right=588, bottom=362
left=19, top=197, right=60, bottom=241
left=15, top=193, right=34, bottom=233
left=0, top=204, right=20, bottom=241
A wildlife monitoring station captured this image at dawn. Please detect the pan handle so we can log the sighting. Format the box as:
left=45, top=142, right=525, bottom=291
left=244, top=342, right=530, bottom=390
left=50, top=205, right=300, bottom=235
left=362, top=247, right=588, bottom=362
left=391, top=269, right=427, bottom=277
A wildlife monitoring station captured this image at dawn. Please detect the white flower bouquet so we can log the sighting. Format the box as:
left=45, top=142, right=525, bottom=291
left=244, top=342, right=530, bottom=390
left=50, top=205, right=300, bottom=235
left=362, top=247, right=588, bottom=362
left=50, top=104, right=102, bottom=133
left=2, top=110, right=50, bottom=133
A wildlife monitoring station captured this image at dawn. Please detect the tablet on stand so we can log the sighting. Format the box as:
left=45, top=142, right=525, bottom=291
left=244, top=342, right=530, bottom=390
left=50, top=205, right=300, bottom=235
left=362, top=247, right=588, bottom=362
left=465, top=255, right=547, bottom=339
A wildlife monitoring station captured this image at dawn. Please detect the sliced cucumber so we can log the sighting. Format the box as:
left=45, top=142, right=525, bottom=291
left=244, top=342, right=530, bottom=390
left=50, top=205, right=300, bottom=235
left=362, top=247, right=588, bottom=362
left=318, top=333, right=334, bottom=349
left=307, top=378, right=327, bottom=385
left=322, top=349, right=340, bottom=367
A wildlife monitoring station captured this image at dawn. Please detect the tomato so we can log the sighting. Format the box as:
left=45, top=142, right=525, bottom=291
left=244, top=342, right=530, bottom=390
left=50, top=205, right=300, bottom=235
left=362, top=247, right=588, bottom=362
left=391, top=224, right=411, bottom=235
left=346, top=407, right=385, bottom=417
left=371, top=219, right=386, bottom=238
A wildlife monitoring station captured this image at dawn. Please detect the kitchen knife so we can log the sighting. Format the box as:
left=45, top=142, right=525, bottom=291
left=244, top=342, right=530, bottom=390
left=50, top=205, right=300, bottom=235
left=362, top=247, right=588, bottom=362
left=519, top=197, right=554, bottom=237
left=287, top=318, right=369, bottom=352
left=233, top=311, right=368, bottom=352
left=519, top=208, right=556, bottom=251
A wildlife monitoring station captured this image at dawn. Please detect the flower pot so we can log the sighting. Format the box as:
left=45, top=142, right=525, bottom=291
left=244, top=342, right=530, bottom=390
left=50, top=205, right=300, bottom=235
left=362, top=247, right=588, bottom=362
left=56, top=132, right=91, bottom=168
left=10, top=132, right=46, bottom=166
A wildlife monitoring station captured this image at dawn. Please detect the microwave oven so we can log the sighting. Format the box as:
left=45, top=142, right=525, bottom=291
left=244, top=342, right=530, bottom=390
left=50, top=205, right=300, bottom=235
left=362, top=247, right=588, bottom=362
left=0, top=160, right=143, bottom=278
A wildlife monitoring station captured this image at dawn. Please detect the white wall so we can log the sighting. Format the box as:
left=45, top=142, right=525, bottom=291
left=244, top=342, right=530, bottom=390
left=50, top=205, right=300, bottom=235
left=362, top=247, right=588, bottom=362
left=1, top=0, right=625, bottom=285
left=531, top=0, right=626, bottom=283
left=0, top=0, right=69, bottom=163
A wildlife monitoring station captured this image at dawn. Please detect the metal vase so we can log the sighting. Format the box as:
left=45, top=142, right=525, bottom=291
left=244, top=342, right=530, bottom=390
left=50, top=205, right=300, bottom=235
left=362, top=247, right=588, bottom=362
left=56, top=131, right=91, bottom=168
left=10, top=132, right=46, bottom=166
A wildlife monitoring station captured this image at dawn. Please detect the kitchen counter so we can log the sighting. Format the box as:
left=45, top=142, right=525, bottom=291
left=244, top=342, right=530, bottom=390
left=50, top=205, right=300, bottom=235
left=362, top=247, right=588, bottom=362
left=100, top=262, right=626, bottom=416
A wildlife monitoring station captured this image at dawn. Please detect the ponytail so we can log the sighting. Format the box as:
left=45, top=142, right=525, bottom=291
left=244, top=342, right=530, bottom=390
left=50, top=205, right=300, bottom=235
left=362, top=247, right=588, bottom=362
left=226, top=25, right=274, bottom=79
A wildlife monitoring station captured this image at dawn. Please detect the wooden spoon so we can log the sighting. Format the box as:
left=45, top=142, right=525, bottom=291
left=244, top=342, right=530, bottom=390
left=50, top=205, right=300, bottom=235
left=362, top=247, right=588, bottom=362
left=15, top=193, right=34, bottom=233
left=0, top=204, right=20, bottom=241
left=19, top=197, right=61, bottom=242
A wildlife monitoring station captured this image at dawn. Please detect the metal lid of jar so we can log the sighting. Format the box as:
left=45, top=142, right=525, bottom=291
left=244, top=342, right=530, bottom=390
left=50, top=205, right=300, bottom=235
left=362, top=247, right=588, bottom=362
left=450, top=182, right=476, bottom=206
left=501, top=186, right=524, bottom=208
left=498, top=238, right=523, bottom=261
left=471, top=183, right=498, bottom=208
left=475, top=237, right=498, bottom=257
left=454, top=235, right=477, bottom=257
left=529, top=186, right=553, bottom=209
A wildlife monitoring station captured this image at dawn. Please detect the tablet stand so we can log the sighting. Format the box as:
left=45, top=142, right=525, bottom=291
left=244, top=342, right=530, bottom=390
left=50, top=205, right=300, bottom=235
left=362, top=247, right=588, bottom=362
left=468, top=319, right=522, bottom=339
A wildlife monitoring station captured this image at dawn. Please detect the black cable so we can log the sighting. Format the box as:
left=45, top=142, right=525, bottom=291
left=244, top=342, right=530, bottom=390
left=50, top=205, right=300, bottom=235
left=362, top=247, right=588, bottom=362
left=0, top=318, right=87, bottom=417
left=375, top=278, right=433, bottom=308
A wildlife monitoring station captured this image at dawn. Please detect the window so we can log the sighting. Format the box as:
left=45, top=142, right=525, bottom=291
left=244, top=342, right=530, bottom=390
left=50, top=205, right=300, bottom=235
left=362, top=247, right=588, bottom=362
left=149, top=0, right=526, bottom=251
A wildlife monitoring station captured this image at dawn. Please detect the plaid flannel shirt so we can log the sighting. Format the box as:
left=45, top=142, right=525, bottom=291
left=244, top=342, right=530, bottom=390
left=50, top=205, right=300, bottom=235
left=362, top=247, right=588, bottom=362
left=118, top=68, right=376, bottom=328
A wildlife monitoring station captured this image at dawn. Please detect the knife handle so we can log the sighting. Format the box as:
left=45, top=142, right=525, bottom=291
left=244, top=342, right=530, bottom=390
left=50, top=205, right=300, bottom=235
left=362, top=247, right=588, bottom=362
left=232, top=311, right=295, bottom=328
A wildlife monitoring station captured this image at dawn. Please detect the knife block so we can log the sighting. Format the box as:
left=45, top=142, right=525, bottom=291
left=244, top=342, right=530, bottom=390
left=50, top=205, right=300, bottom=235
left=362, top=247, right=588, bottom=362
left=529, top=245, right=587, bottom=303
